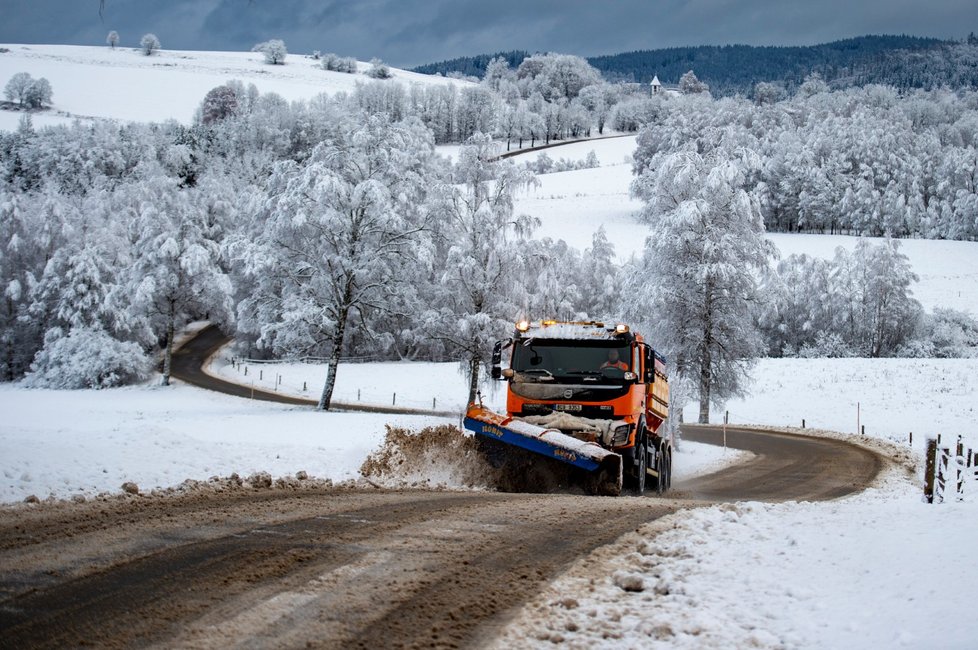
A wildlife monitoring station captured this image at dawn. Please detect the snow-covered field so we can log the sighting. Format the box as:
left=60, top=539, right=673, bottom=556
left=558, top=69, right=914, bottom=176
left=0, top=43, right=464, bottom=129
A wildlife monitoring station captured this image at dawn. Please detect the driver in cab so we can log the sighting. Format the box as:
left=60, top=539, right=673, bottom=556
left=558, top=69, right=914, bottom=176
left=600, top=349, right=628, bottom=371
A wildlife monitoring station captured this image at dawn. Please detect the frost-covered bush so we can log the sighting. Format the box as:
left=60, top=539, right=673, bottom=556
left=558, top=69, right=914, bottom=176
left=900, top=308, right=978, bottom=358
left=25, top=327, right=150, bottom=389
left=321, top=53, right=357, bottom=73
left=366, top=58, right=392, bottom=79
left=797, top=332, right=855, bottom=358
left=106, top=30, right=119, bottom=49
left=140, top=33, right=160, bottom=56
left=253, top=39, right=287, bottom=65
left=525, top=150, right=600, bottom=174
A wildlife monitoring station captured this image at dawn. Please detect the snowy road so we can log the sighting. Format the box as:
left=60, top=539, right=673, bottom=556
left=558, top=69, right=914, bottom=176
left=0, top=430, right=885, bottom=647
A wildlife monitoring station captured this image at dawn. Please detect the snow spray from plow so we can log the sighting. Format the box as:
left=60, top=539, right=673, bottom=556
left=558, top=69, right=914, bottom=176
left=359, top=421, right=621, bottom=495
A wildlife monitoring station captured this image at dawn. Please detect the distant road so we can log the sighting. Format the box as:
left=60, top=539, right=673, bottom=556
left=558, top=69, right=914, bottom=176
left=170, top=324, right=459, bottom=416
left=496, top=132, right=634, bottom=159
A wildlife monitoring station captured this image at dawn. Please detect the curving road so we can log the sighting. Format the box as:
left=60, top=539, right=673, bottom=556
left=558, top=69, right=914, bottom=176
left=172, top=324, right=458, bottom=416
left=0, top=328, right=888, bottom=649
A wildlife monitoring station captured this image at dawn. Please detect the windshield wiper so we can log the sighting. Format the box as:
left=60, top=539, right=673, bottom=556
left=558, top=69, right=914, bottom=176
left=567, top=370, right=602, bottom=376
left=520, top=368, right=555, bottom=381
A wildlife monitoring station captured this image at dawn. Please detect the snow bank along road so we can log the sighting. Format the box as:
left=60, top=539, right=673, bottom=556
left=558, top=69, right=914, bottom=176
left=0, top=332, right=886, bottom=648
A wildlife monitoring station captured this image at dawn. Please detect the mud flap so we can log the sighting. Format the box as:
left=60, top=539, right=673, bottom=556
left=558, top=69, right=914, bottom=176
left=464, top=405, right=623, bottom=496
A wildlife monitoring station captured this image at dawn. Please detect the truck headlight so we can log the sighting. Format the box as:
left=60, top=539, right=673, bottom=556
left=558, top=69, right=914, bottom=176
left=612, top=424, right=631, bottom=446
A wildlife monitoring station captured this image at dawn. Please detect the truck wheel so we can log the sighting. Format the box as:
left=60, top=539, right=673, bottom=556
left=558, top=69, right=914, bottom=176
left=653, top=445, right=665, bottom=496
left=633, top=439, right=647, bottom=496
left=664, top=450, right=672, bottom=491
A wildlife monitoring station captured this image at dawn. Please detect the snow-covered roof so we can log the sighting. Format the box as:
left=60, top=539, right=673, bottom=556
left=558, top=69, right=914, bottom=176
left=650, top=75, right=662, bottom=86
left=518, top=321, right=627, bottom=341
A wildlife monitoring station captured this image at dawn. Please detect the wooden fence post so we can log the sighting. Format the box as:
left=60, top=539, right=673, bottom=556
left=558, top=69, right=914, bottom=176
left=924, top=438, right=937, bottom=504
left=956, top=437, right=965, bottom=500
left=937, top=446, right=949, bottom=503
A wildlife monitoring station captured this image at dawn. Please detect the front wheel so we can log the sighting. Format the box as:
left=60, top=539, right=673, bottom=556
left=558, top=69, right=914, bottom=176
left=632, top=439, right=647, bottom=496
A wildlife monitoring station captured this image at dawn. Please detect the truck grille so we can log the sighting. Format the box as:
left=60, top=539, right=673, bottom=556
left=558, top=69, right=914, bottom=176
left=519, top=404, right=615, bottom=419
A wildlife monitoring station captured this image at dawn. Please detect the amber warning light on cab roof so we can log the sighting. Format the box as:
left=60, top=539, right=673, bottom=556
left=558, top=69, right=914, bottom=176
left=514, top=320, right=629, bottom=334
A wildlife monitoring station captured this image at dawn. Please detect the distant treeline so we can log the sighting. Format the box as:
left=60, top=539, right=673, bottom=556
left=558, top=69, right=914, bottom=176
left=414, top=34, right=978, bottom=95
left=413, top=50, right=531, bottom=79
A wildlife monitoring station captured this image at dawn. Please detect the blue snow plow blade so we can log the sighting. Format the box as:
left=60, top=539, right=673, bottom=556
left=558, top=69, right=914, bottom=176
left=463, top=405, right=623, bottom=490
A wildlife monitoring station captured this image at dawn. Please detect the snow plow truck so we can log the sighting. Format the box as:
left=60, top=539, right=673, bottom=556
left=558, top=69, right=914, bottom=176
left=464, top=320, right=672, bottom=496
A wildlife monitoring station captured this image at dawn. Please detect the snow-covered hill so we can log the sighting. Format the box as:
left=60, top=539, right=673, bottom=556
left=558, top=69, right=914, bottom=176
left=0, top=43, right=464, bottom=130
left=508, top=136, right=978, bottom=316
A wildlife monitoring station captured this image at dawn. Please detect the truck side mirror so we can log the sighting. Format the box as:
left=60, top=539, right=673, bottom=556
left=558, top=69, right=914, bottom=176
left=644, top=346, right=655, bottom=384
left=490, top=339, right=508, bottom=380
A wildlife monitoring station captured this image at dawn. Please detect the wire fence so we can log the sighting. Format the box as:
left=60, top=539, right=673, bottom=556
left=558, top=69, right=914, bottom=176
left=224, top=357, right=469, bottom=412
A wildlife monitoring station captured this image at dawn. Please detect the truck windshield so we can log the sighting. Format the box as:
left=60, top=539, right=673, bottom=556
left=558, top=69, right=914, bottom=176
left=511, top=340, right=631, bottom=381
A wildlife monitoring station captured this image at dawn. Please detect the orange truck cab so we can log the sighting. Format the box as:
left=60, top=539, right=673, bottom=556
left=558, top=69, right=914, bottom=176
left=481, top=319, right=672, bottom=495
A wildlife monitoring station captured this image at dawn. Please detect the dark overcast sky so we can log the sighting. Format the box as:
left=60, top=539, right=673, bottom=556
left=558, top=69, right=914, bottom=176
left=2, top=0, right=976, bottom=68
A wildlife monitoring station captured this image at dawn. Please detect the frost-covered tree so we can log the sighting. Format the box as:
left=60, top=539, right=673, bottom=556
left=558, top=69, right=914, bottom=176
left=679, top=70, right=710, bottom=95
left=106, top=30, right=119, bottom=49
left=752, top=81, right=784, bottom=105
left=579, top=226, right=620, bottom=319
left=122, top=169, right=233, bottom=385
left=253, top=39, right=287, bottom=65
left=457, top=86, right=498, bottom=140
left=23, top=78, right=52, bottom=108
left=422, top=133, right=538, bottom=405
left=834, top=239, right=922, bottom=357
left=758, top=253, right=835, bottom=356
left=4, top=72, right=33, bottom=106
left=140, top=33, right=160, bottom=56
left=0, top=186, right=50, bottom=379
left=237, top=115, right=436, bottom=410
left=796, top=72, right=830, bottom=97
left=629, top=147, right=775, bottom=422
left=516, top=53, right=601, bottom=101
left=366, top=58, right=392, bottom=79
left=197, top=84, right=239, bottom=124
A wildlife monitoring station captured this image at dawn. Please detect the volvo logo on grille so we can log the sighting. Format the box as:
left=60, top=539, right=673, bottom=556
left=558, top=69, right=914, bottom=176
left=563, top=389, right=573, bottom=399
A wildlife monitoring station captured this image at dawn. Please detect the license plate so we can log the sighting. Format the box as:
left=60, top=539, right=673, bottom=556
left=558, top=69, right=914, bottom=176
left=554, top=404, right=582, bottom=412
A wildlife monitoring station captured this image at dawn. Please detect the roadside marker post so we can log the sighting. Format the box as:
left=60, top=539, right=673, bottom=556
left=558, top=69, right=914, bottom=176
left=723, top=411, right=730, bottom=451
